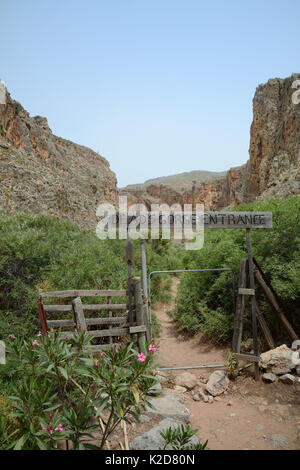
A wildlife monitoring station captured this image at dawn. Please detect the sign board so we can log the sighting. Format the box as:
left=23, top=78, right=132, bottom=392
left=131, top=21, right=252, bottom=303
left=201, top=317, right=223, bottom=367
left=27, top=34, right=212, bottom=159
left=113, top=212, right=273, bottom=229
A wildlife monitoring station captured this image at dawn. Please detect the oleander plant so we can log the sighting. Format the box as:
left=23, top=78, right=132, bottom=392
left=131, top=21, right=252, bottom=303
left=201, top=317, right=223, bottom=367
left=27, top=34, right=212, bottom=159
left=0, top=331, right=161, bottom=450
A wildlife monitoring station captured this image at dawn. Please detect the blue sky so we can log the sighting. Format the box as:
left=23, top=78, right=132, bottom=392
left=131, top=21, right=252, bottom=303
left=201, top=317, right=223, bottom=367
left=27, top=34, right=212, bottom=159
left=1, top=0, right=299, bottom=186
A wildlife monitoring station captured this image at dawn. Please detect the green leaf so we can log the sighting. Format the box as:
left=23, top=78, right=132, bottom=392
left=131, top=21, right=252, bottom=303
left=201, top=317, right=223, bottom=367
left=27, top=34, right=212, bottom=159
left=131, top=385, right=139, bottom=404
left=14, top=434, right=27, bottom=450
left=58, top=366, right=68, bottom=380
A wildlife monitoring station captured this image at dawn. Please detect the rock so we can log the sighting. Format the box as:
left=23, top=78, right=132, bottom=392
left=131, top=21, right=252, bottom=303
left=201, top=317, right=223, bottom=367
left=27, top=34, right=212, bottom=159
left=205, top=370, right=229, bottom=397
left=174, top=385, right=187, bottom=393
left=278, top=374, right=296, bottom=384
left=259, top=345, right=296, bottom=375
left=262, top=372, right=277, bottom=383
left=270, top=433, right=288, bottom=449
left=291, top=340, right=300, bottom=351
left=0, top=89, right=118, bottom=229
left=296, top=368, right=300, bottom=377
left=175, top=372, right=197, bottom=390
left=122, top=75, right=300, bottom=215
left=140, top=414, right=151, bottom=424
left=129, top=418, right=199, bottom=450
left=199, top=390, right=209, bottom=403
left=192, top=394, right=200, bottom=402
left=199, top=375, right=208, bottom=384
left=146, top=394, right=190, bottom=423
left=208, top=396, right=214, bottom=404
left=150, top=383, right=162, bottom=392
left=258, top=405, right=266, bottom=413
left=227, top=401, right=233, bottom=406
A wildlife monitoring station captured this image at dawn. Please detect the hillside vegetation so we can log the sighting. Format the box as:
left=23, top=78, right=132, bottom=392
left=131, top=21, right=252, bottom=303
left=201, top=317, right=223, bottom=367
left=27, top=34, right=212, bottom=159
left=172, top=197, right=300, bottom=345
left=0, top=211, right=181, bottom=342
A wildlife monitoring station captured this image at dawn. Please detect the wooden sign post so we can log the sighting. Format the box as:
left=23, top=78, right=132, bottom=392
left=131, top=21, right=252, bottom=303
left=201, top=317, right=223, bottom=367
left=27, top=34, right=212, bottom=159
left=119, top=211, right=273, bottom=379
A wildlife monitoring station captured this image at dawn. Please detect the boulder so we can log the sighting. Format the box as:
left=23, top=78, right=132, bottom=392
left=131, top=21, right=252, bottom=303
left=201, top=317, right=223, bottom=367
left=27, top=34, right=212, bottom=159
left=262, top=372, right=277, bottom=383
left=175, top=372, right=197, bottom=390
left=146, top=394, right=190, bottom=423
left=129, top=418, right=199, bottom=450
left=259, top=345, right=296, bottom=375
left=205, top=370, right=229, bottom=397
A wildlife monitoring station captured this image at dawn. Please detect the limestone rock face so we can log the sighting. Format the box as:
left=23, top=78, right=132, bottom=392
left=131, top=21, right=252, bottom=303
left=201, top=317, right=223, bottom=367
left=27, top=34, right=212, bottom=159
left=122, top=74, right=300, bottom=209
left=259, top=345, right=296, bottom=375
left=248, top=74, right=300, bottom=200
left=0, top=87, right=118, bottom=229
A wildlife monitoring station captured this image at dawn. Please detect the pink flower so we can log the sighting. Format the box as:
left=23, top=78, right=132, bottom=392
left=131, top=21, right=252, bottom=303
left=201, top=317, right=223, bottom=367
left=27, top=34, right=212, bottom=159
left=42, top=427, right=47, bottom=431
left=99, top=351, right=104, bottom=357
left=137, top=352, right=146, bottom=362
left=148, top=342, right=157, bottom=353
left=9, top=334, right=15, bottom=340
left=32, top=340, right=39, bottom=346
left=37, top=332, right=42, bottom=337
left=55, top=424, right=64, bottom=432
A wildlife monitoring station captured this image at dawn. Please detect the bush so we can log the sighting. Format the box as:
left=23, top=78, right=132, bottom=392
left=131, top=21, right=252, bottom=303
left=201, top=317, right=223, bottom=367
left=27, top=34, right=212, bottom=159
left=2, top=331, right=161, bottom=450
left=0, top=211, right=182, bottom=333
left=173, top=197, right=300, bottom=345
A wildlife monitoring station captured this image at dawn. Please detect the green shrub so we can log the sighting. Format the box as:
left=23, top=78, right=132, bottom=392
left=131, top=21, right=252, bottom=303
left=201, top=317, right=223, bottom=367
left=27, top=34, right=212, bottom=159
left=2, top=331, right=160, bottom=450
left=0, top=211, right=182, bottom=333
left=173, top=197, right=300, bottom=345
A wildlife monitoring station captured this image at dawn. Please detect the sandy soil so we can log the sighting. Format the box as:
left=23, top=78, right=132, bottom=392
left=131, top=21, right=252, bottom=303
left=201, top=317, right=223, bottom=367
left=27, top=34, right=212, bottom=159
left=153, top=277, right=300, bottom=450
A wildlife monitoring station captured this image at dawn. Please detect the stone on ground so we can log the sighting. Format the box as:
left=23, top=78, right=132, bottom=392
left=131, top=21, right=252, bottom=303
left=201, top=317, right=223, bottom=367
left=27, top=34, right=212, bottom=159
left=259, top=345, right=296, bottom=375
left=270, top=433, right=288, bottom=448
left=146, top=394, right=190, bottom=423
left=174, top=385, right=187, bottom=393
left=192, top=394, right=200, bottom=401
left=278, top=374, right=296, bottom=384
left=291, top=340, right=300, bottom=351
left=205, top=370, right=229, bottom=397
left=129, top=418, right=199, bottom=450
left=175, top=372, right=197, bottom=390
left=262, top=372, right=277, bottom=383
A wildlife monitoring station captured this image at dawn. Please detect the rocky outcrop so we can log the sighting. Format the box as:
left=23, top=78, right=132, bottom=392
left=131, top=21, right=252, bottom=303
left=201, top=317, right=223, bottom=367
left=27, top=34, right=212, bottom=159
left=122, top=74, right=300, bottom=209
left=0, top=86, right=118, bottom=228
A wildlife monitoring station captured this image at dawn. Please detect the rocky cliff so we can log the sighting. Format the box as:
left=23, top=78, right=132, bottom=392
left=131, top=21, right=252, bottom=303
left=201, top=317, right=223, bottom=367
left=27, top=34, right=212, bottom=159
left=122, top=74, right=300, bottom=209
left=0, top=86, right=118, bottom=228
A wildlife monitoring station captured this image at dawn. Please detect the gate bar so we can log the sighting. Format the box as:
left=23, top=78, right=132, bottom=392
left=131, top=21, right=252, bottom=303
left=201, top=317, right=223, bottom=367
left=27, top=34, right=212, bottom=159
left=157, top=364, right=225, bottom=371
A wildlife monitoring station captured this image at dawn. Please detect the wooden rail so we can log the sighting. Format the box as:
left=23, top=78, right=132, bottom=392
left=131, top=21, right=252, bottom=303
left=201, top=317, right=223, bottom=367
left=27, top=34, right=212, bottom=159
left=38, top=282, right=150, bottom=353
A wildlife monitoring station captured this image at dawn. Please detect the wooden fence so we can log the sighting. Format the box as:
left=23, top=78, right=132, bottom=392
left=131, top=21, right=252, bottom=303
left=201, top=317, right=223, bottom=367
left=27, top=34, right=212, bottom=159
left=37, top=277, right=150, bottom=353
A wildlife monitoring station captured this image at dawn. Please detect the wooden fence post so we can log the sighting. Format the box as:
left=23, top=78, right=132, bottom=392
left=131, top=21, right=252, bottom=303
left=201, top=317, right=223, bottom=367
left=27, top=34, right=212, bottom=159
left=132, top=277, right=146, bottom=353
left=246, top=229, right=260, bottom=381
left=232, top=259, right=247, bottom=353
left=72, top=297, right=87, bottom=331
left=37, top=296, right=48, bottom=335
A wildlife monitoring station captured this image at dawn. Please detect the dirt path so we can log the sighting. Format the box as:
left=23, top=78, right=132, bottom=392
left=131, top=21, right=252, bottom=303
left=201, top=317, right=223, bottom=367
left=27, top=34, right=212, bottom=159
left=154, top=277, right=300, bottom=450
